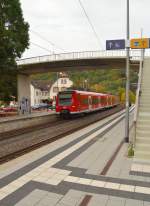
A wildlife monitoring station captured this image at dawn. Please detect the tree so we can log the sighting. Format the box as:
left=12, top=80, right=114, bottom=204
left=0, top=0, right=29, bottom=102
left=90, top=84, right=106, bottom=93
left=120, top=88, right=136, bottom=104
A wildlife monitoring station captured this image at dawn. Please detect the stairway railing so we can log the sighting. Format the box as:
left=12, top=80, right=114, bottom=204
left=132, top=49, right=145, bottom=146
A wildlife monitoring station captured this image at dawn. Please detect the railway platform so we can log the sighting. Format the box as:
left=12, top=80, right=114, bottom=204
left=0, top=108, right=150, bottom=206
left=0, top=111, right=55, bottom=133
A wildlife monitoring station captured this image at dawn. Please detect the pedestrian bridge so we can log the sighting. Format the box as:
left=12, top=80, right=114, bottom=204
left=17, top=49, right=149, bottom=75
left=17, top=49, right=149, bottom=114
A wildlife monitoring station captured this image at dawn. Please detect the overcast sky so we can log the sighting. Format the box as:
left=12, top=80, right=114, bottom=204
left=20, top=0, right=149, bottom=58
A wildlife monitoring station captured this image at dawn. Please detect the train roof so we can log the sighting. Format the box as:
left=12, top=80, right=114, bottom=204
left=59, top=90, right=114, bottom=96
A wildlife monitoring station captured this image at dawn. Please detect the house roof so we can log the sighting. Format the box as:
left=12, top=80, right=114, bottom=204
left=31, top=80, right=52, bottom=91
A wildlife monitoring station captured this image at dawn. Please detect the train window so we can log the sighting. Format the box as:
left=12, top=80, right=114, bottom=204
left=84, top=98, right=88, bottom=105
left=81, top=98, right=88, bottom=105
left=101, top=97, right=106, bottom=104
left=92, top=98, right=99, bottom=104
left=58, top=93, right=72, bottom=106
left=77, top=94, right=80, bottom=101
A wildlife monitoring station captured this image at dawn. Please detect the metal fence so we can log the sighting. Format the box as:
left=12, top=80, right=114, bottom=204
left=17, top=49, right=150, bottom=66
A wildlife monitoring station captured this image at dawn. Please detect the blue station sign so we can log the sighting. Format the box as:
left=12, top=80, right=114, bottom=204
left=106, top=39, right=125, bottom=50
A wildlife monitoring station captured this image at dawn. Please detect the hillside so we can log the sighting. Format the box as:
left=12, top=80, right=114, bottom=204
left=31, top=68, right=138, bottom=95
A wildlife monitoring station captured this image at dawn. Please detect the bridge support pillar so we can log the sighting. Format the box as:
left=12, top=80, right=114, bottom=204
left=17, top=74, right=31, bottom=115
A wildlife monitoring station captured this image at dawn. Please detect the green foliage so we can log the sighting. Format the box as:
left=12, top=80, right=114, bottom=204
left=128, top=143, right=134, bottom=157
left=0, top=0, right=29, bottom=68
left=130, top=90, right=136, bottom=103
left=68, top=69, right=137, bottom=96
left=32, top=69, right=138, bottom=99
left=120, top=88, right=136, bottom=104
left=31, top=73, right=57, bottom=82
left=0, top=69, right=17, bottom=103
left=90, top=84, right=106, bottom=93
left=0, top=0, right=29, bottom=102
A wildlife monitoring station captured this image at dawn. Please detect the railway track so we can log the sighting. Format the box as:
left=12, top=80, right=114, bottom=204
left=0, top=106, right=124, bottom=164
left=0, top=118, right=63, bottom=141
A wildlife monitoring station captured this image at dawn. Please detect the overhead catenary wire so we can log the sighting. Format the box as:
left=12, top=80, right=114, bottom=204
left=30, top=29, right=65, bottom=52
left=30, top=41, right=53, bottom=53
left=78, top=0, right=103, bottom=49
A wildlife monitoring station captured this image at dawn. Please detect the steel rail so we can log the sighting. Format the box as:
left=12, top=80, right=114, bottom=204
left=0, top=106, right=124, bottom=164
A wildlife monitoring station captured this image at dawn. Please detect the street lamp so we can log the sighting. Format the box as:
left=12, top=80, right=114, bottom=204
left=5, top=22, right=10, bottom=30
left=84, top=79, right=88, bottom=90
left=125, top=0, right=130, bottom=143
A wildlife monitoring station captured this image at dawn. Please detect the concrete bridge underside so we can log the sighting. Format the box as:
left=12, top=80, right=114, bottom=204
left=18, top=58, right=139, bottom=75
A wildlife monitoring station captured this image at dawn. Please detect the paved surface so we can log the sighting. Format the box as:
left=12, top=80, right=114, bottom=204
left=0, top=110, right=55, bottom=133
left=0, top=111, right=55, bottom=123
left=1, top=107, right=150, bottom=206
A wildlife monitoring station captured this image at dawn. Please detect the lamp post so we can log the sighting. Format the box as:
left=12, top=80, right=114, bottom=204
left=5, top=22, right=10, bottom=30
left=125, top=0, right=130, bottom=143
left=84, top=79, right=88, bottom=90
left=57, top=72, right=59, bottom=93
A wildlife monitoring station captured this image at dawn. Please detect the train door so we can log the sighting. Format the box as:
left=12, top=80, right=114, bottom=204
left=88, top=96, right=92, bottom=110
left=99, top=96, right=101, bottom=108
left=77, top=94, right=81, bottom=111
left=107, top=96, right=109, bottom=107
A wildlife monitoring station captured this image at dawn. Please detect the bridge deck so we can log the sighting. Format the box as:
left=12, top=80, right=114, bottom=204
left=17, top=50, right=141, bottom=74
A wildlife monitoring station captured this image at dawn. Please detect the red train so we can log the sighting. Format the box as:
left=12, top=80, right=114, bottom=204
left=56, top=90, right=119, bottom=118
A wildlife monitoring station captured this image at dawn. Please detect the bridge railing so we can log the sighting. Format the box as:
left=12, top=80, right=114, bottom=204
left=17, top=49, right=150, bottom=66
left=132, top=50, right=145, bottom=146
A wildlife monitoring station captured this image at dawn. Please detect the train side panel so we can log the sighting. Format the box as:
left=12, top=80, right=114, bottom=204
left=56, top=90, right=119, bottom=117
left=78, top=93, right=89, bottom=112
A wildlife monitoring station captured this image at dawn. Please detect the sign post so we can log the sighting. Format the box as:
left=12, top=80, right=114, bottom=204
left=125, top=0, right=130, bottom=143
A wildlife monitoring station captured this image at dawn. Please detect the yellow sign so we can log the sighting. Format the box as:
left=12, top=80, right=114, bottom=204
left=130, top=38, right=149, bottom=49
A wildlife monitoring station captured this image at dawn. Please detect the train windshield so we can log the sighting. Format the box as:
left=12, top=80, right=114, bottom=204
left=58, top=93, right=72, bottom=106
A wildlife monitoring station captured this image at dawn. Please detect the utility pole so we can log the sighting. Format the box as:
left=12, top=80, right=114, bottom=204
left=125, top=0, right=130, bottom=143
left=57, top=72, right=59, bottom=93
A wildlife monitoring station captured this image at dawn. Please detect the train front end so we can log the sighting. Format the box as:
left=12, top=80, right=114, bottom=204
left=56, top=91, right=77, bottom=118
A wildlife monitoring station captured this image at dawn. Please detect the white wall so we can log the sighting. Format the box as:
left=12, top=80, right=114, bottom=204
left=30, top=77, right=73, bottom=106
left=50, top=77, right=73, bottom=100
left=30, top=85, right=49, bottom=106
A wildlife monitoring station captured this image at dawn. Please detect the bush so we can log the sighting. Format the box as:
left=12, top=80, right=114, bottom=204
left=128, top=143, right=134, bottom=157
